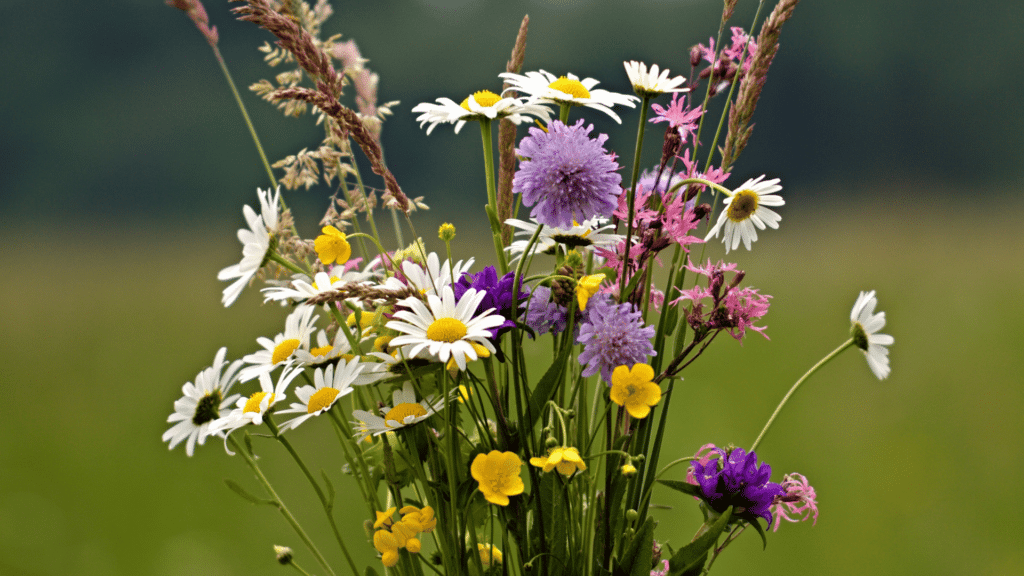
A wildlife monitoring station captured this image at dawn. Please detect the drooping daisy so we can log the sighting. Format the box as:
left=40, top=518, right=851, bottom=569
left=505, top=217, right=622, bottom=261
left=850, top=290, right=894, bottom=380
left=412, top=90, right=552, bottom=135
left=499, top=70, right=638, bottom=123
left=238, top=305, right=319, bottom=382
left=623, top=61, right=689, bottom=98
left=387, top=286, right=506, bottom=371
left=162, top=347, right=243, bottom=456
left=217, top=186, right=282, bottom=307
left=704, top=175, right=784, bottom=253
left=276, top=360, right=364, bottom=431
left=350, top=382, right=444, bottom=440
left=513, top=120, right=623, bottom=229
left=209, top=363, right=303, bottom=445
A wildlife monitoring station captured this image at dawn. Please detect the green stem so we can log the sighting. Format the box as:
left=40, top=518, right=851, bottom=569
left=749, top=338, right=855, bottom=453
left=228, top=435, right=337, bottom=576
left=479, top=120, right=510, bottom=274
left=211, top=45, right=277, bottom=190
left=619, top=95, right=652, bottom=302
left=268, top=251, right=308, bottom=276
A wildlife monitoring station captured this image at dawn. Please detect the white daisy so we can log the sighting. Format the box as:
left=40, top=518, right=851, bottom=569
left=412, top=90, right=552, bottom=135
left=505, top=217, right=622, bottom=261
left=350, top=382, right=445, bottom=440
left=238, top=305, right=319, bottom=382
left=382, top=252, right=475, bottom=297
left=623, top=61, right=689, bottom=97
left=850, top=290, right=894, bottom=380
left=162, top=347, right=243, bottom=456
left=275, top=360, right=364, bottom=431
left=387, top=286, right=505, bottom=371
left=498, top=70, right=638, bottom=123
left=261, top=271, right=348, bottom=304
left=216, top=187, right=282, bottom=307
left=704, top=175, right=785, bottom=253
left=209, top=363, right=304, bottom=448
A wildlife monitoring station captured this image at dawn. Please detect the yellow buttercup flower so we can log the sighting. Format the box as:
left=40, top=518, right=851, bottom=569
left=399, top=505, right=436, bottom=533
left=478, top=543, right=503, bottom=566
left=576, top=274, right=605, bottom=311
left=314, top=225, right=351, bottom=265
left=609, top=363, right=662, bottom=419
left=530, top=446, right=587, bottom=477
left=471, top=451, right=525, bottom=506
left=621, top=463, right=638, bottom=476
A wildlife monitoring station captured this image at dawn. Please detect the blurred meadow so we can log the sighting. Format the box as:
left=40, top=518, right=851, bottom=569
left=2, top=0, right=1024, bottom=574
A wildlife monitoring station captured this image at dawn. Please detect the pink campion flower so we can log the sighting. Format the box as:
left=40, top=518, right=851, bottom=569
left=677, top=149, right=731, bottom=193
left=720, top=286, right=771, bottom=341
left=686, top=258, right=739, bottom=278
left=661, top=195, right=703, bottom=249
left=670, top=284, right=712, bottom=308
left=614, top=185, right=660, bottom=226
left=595, top=240, right=646, bottom=281
left=723, top=27, right=757, bottom=72
left=650, top=94, right=704, bottom=144
left=650, top=559, right=670, bottom=576
left=770, top=473, right=819, bottom=532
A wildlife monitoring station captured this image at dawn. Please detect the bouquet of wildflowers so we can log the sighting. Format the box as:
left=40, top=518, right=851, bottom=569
left=164, top=1, right=894, bottom=574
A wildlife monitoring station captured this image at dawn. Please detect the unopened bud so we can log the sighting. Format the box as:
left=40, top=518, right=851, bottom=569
left=661, top=126, right=682, bottom=165
left=274, top=545, right=293, bottom=565
left=690, top=45, right=702, bottom=68
left=438, top=222, right=456, bottom=242
left=693, top=203, right=712, bottom=220
left=625, top=509, right=639, bottom=522
left=729, top=270, right=746, bottom=288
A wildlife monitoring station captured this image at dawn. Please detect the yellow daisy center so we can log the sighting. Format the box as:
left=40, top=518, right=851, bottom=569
left=726, top=190, right=759, bottom=222
left=307, top=387, right=340, bottom=413
left=460, top=90, right=502, bottom=110
left=426, top=317, right=468, bottom=343
left=548, top=77, right=590, bottom=99
left=384, top=402, right=428, bottom=426
left=272, top=339, right=300, bottom=364
left=243, top=391, right=275, bottom=414
left=310, top=344, right=333, bottom=357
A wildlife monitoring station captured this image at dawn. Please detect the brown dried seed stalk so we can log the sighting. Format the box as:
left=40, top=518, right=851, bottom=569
left=233, top=0, right=411, bottom=213
left=306, top=283, right=421, bottom=308
left=497, top=15, right=529, bottom=244
left=720, top=0, right=799, bottom=173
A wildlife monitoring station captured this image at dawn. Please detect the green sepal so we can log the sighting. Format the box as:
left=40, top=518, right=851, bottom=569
left=667, top=505, right=733, bottom=575
left=224, top=479, right=273, bottom=506
left=656, top=479, right=704, bottom=499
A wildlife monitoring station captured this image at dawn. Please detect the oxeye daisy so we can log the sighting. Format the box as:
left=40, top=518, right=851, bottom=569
left=499, top=70, right=638, bottom=123
left=162, top=347, right=243, bottom=456
left=238, top=305, right=319, bottom=382
left=505, top=217, right=622, bottom=261
left=411, top=90, right=552, bottom=135
left=401, top=253, right=475, bottom=297
left=850, top=290, right=894, bottom=380
left=217, top=186, right=282, bottom=307
left=350, top=382, right=444, bottom=440
left=276, top=360, right=363, bottom=431
left=704, top=175, right=784, bottom=253
left=387, top=286, right=506, bottom=371
left=623, top=61, right=689, bottom=97
left=261, top=271, right=347, bottom=305
left=209, top=363, right=303, bottom=448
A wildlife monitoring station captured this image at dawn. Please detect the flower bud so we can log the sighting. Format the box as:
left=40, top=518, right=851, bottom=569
left=438, top=222, right=456, bottom=242
left=274, top=545, right=293, bottom=565
left=690, top=45, right=702, bottom=68
left=625, top=509, right=639, bottom=522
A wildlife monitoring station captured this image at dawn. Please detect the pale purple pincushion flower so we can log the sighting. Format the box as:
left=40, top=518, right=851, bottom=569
left=513, top=119, right=622, bottom=228
left=576, top=295, right=655, bottom=383
left=770, top=472, right=819, bottom=532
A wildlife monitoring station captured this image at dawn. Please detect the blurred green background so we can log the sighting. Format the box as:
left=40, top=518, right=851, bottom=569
left=2, top=0, right=1023, bottom=574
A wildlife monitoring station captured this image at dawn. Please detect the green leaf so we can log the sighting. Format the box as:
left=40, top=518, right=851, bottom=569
left=657, top=479, right=703, bottom=498
left=224, top=479, right=273, bottom=506
left=321, top=469, right=335, bottom=510
left=626, top=517, right=657, bottom=576
left=746, top=516, right=769, bottom=550
left=364, top=566, right=380, bottom=576
left=525, top=336, right=574, bottom=431
left=668, top=506, right=733, bottom=575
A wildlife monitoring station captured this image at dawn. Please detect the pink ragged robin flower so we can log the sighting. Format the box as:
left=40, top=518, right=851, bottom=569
left=770, top=472, right=819, bottom=532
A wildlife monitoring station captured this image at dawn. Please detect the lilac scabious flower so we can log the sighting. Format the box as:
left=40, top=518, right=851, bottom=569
left=770, top=472, right=819, bottom=532
left=691, top=446, right=784, bottom=526
left=524, top=286, right=568, bottom=336
left=513, top=119, right=622, bottom=228
left=452, top=266, right=529, bottom=339
left=576, top=295, right=655, bottom=384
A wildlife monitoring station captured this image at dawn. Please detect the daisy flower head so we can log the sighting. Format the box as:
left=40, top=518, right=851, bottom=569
left=399, top=252, right=475, bottom=297
left=704, top=175, right=784, bottom=253
left=276, top=360, right=364, bottom=431
left=217, top=187, right=283, bottom=307
left=411, top=90, right=551, bottom=135
left=238, top=305, right=319, bottom=382
left=850, top=290, right=894, bottom=380
left=210, top=363, right=303, bottom=445
left=505, top=217, right=622, bottom=261
left=387, top=286, right=505, bottom=371
left=350, top=382, right=444, bottom=440
left=623, top=61, right=689, bottom=98
left=162, top=347, right=243, bottom=456
left=513, top=120, right=623, bottom=229
left=577, top=296, right=656, bottom=384
left=261, top=271, right=346, bottom=305
left=499, top=70, right=638, bottom=123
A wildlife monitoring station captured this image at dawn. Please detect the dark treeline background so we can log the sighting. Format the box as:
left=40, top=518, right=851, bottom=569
left=2, top=0, right=1022, bottom=229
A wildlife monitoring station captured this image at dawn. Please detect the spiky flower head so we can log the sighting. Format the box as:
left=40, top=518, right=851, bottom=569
left=577, top=295, right=656, bottom=384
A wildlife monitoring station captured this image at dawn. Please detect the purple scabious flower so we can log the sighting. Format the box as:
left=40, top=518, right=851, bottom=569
left=524, top=286, right=568, bottom=336
left=452, top=266, right=529, bottom=339
left=691, top=446, right=784, bottom=526
left=512, top=119, right=622, bottom=228
left=576, top=295, right=655, bottom=383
